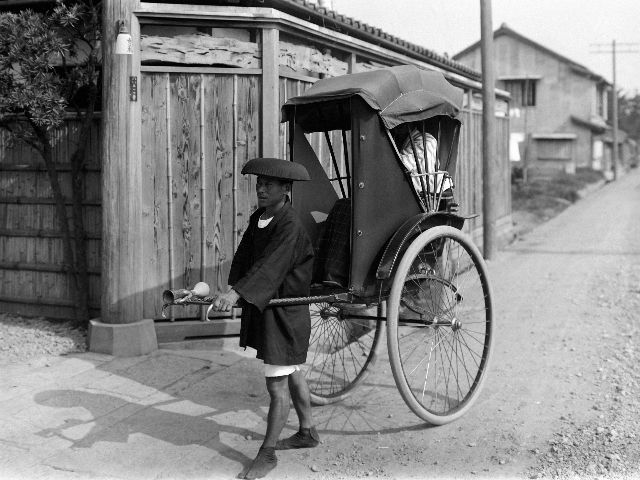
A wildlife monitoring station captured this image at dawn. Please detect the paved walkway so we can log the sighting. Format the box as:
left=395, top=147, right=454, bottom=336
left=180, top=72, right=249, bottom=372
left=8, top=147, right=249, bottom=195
left=1, top=337, right=267, bottom=479
left=1, top=332, right=416, bottom=480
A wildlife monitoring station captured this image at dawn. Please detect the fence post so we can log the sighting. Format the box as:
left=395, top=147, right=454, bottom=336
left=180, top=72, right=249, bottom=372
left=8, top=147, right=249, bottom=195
left=90, top=0, right=157, bottom=356
left=262, top=28, right=280, bottom=157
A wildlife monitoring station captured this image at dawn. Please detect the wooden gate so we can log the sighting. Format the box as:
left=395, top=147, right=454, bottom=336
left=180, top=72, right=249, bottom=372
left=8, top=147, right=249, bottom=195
left=140, top=71, right=260, bottom=320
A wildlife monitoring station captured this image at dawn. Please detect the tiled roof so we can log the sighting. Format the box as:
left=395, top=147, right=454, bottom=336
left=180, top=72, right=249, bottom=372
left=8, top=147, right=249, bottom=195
left=208, top=0, right=482, bottom=81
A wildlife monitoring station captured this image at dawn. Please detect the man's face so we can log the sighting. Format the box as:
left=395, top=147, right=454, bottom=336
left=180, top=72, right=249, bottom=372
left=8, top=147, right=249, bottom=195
left=255, top=176, right=290, bottom=210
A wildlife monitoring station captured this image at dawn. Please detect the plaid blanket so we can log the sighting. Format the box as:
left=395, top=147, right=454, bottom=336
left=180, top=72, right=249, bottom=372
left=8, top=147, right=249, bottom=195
left=312, top=198, right=351, bottom=288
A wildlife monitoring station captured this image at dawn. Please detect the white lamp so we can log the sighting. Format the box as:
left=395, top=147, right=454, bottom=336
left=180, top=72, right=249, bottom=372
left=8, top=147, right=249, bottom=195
left=115, top=22, right=133, bottom=55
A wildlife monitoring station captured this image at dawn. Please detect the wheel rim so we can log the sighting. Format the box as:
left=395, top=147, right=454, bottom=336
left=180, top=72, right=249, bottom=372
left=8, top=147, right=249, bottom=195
left=303, top=302, right=381, bottom=402
left=389, top=227, right=492, bottom=423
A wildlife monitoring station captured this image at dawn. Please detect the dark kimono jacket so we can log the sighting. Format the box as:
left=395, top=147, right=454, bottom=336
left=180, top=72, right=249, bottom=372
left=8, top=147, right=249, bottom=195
left=228, top=200, right=314, bottom=365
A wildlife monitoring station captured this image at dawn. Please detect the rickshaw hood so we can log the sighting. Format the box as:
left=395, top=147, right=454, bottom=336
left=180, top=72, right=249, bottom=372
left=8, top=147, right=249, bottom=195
left=282, top=65, right=463, bottom=130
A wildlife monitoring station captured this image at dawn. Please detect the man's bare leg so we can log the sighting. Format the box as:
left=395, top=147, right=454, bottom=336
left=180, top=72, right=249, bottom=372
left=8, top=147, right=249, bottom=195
left=288, top=369, right=313, bottom=428
left=244, top=376, right=289, bottom=479
left=263, top=375, right=290, bottom=446
left=275, top=370, right=320, bottom=450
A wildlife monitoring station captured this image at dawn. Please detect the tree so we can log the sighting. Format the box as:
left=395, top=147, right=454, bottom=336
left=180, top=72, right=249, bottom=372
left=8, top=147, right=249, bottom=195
left=619, top=93, right=640, bottom=142
left=0, top=0, right=101, bottom=323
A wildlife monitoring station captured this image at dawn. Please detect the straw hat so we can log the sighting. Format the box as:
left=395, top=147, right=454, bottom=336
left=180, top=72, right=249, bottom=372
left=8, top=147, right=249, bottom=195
left=241, top=158, right=310, bottom=181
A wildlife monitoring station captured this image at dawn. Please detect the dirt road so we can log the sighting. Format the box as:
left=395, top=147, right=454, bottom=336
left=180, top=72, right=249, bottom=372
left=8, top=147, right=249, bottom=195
left=277, top=168, right=640, bottom=480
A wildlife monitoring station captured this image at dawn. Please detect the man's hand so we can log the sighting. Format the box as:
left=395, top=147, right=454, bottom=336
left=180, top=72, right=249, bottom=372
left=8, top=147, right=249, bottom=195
left=211, top=288, right=240, bottom=312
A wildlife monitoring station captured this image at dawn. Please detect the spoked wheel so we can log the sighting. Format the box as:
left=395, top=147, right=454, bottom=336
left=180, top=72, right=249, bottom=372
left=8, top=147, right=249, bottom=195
left=304, top=302, right=383, bottom=405
left=387, top=225, right=493, bottom=425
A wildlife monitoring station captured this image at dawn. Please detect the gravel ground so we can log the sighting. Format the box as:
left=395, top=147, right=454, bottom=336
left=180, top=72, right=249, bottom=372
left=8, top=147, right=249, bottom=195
left=0, top=313, right=87, bottom=365
left=527, top=262, right=640, bottom=480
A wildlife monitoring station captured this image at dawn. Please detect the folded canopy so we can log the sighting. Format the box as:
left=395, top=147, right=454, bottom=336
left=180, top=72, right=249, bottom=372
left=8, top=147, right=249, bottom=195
left=282, top=65, right=464, bottom=131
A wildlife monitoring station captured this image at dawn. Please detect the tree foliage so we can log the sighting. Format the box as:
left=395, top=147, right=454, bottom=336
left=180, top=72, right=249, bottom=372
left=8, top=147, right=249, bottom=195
left=0, top=1, right=100, bottom=136
left=0, top=0, right=101, bottom=322
left=619, top=93, right=640, bottom=142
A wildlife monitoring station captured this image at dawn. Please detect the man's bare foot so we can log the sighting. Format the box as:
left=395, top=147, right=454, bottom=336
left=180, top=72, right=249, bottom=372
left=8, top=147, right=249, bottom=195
left=243, top=446, right=277, bottom=479
left=275, top=427, right=320, bottom=450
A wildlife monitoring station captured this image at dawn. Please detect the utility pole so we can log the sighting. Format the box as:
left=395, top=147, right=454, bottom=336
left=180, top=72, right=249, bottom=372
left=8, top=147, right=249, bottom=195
left=480, top=0, right=496, bottom=260
left=590, top=41, right=640, bottom=180
left=522, top=76, right=530, bottom=184
left=612, top=40, right=618, bottom=180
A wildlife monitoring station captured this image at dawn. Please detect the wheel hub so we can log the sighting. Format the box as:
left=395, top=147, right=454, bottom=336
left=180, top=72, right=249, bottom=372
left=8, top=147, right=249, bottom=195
left=320, top=306, right=340, bottom=320
left=451, top=317, right=462, bottom=331
left=430, top=316, right=461, bottom=330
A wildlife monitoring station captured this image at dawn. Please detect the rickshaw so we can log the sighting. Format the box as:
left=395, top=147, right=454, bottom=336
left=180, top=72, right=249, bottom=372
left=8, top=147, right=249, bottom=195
left=163, top=65, right=493, bottom=425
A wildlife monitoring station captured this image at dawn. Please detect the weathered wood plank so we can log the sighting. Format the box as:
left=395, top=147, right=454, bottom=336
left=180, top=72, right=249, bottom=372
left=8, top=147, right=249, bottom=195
left=0, top=261, right=100, bottom=275
left=0, top=206, right=100, bottom=237
left=141, top=34, right=260, bottom=68
left=169, top=74, right=187, bottom=308
left=236, top=75, right=261, bottom=243
left=169, top=74, right=203, bottom=318
left=203, top=74, right=234, bottom=293
left=141, top=73, right=171, bottom=319
left=143, top=66, right=262, bottom=75
left=141, top=33, right=347, bottom=77
left=0, top=268, right=71, bottom=304
left=279, top=38, right=348, bottom=78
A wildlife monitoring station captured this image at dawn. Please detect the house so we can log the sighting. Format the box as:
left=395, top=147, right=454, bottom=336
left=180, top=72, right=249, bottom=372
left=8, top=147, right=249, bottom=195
left=454, top=23, right=615, bottom=177
left=1, top=0, right=511, bottom=353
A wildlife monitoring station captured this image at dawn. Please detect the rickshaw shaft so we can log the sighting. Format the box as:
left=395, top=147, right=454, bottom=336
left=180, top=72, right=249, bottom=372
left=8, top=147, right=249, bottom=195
left=343, top=314, right=453, bottom=327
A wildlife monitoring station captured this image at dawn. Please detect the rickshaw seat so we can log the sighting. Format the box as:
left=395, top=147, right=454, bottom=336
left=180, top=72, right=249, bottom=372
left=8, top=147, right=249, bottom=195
left=312, top=198, right=351, bottom=289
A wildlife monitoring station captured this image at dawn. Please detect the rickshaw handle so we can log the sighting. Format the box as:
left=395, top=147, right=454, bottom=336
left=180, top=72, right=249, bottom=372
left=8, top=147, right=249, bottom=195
left=161, top=289, right=340, bottom=319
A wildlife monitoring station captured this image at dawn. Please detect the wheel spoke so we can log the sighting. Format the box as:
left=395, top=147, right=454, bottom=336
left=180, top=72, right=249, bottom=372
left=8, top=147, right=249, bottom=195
left=305, top=303, right=381, bottom=404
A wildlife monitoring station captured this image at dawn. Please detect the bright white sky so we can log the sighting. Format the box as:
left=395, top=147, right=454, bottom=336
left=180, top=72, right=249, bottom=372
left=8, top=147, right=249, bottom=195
left=330, top=0, right=640, bottom=96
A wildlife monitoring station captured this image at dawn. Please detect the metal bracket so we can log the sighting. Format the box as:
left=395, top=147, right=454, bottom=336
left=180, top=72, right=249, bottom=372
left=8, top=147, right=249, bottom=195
left=129, top=76, right=137, bottom=102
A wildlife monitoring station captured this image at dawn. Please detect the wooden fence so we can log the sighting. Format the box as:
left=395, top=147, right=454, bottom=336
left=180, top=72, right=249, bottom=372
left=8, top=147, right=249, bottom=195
left=457, top=109, right=511, bottom=244
left=0, top=76, right=510, bottom=320
left=0, top=119, right=102, bottom=319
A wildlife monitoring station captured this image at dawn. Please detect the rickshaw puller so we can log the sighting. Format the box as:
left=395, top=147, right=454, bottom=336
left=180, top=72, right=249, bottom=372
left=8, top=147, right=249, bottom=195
left=211, top=157, right=320, bottom=480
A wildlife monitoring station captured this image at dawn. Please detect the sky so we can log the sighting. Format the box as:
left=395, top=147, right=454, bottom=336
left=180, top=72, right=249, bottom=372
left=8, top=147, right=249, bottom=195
left=329, top=0, right=640, bottom=96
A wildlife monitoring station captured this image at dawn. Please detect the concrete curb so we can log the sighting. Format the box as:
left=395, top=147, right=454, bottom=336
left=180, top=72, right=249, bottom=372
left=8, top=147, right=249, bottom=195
left=88, top=318, right=158, bottom=357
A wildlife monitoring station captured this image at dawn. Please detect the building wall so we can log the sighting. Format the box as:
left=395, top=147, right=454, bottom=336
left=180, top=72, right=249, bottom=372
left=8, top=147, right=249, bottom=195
left=456, top=34, right=602, bottom=171
left=558, top=115, right=593, bottom=167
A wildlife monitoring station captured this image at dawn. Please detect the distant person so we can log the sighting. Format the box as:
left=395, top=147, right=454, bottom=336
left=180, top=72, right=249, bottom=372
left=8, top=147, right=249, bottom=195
left=211, top=157, right=320, bottom=479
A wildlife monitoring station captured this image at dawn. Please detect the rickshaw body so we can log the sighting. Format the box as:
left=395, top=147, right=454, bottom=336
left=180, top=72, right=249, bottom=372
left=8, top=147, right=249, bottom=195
left=279, top=65, right=494, bottom=425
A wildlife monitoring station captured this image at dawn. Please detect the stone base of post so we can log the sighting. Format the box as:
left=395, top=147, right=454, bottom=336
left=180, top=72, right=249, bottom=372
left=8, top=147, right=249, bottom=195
left=88, top=318, right=158, bottom=357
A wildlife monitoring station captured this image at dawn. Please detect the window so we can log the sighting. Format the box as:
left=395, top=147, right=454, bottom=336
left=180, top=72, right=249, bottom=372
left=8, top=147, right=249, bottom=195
left=504, top=79, right=537, bottom=107
left=596, top=85, right=608, bottom=119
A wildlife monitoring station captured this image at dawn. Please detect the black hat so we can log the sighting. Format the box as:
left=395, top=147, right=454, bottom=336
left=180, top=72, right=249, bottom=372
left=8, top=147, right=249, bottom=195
left=241, top=158, right=310, bottom=181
